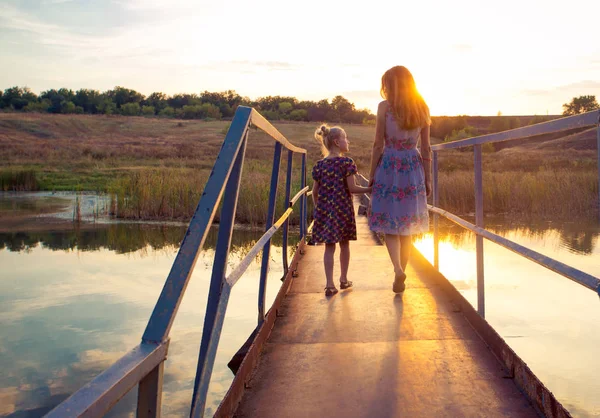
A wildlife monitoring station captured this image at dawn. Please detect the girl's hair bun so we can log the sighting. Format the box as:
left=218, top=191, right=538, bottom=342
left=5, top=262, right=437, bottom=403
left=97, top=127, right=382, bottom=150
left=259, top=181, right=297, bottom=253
left=319, top=125, right=330, bottom=136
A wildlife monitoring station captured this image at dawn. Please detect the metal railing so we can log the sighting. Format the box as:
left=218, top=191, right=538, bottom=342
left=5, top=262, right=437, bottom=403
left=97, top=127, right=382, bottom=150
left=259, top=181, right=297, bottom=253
left=430, top=110, right=600, bottom=317
left=46, top=106, right=310, bottom=418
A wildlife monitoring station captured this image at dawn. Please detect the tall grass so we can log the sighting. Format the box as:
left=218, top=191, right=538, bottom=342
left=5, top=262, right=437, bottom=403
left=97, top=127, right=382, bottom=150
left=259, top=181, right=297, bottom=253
left=108, top=161, right=307, bottom=225
left=437, top=169, right=598, bottom=218
left=0, top=170, right=39, bottom=191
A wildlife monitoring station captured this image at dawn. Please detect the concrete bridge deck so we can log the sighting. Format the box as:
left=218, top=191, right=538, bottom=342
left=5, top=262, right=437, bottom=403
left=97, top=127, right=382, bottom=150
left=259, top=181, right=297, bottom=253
left=234, top=205, right=539, bottom=417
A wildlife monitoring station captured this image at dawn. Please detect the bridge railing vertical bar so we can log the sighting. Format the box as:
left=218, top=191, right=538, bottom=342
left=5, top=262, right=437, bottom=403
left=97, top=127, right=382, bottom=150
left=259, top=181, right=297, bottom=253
left=282, top=150, right=293, bottom=276
left=136, top=357, right=165, bottom=418
left=474, top=144, right=485, bottom=317
left=432, top=151, right=439, bottom=270
left=300, top=154, right=307, bottom=240
left=190, top=133, right=248, bottom=417
left=597, top=118, right=600, bottom=221
left=258, top=141, right=283, bottom=323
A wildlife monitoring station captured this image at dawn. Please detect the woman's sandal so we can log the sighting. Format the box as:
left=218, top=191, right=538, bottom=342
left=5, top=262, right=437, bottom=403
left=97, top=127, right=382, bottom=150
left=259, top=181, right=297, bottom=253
left=393, top=272, right=407, bottom=293
left=340, top=279, right=353, bottom=290
left=325, top=286, right=339, bottom=297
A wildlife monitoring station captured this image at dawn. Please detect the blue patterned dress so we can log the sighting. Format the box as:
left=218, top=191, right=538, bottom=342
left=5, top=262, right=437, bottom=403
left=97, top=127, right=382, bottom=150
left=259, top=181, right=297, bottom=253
left=368, top=105, right=429, bottom=235
left=312, top=156, right=358, bottom=244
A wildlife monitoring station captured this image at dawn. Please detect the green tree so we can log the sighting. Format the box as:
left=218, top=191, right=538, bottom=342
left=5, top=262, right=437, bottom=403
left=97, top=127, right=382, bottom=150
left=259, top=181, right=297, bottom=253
left=98, top=98, right=117, bottom=115
left=142, top=105, right=155, bottom=116
left=120, top=102, right=140, bottom=116
left=158, top=106, right=175, bottom=117
left=562, top=95, right=599, bottom=115
left=24, top=99, right=51, bottom=113
left=278, top=102, right=293, bottom=114
left=289, top=109, right=308, bottom=121
left=74, top=89, right=102, bottom=114
left=2, top=86, right=37, bottom=110
left=61, top=101, right=77, bottom=114
left=144, top=92, right=168, bottom=113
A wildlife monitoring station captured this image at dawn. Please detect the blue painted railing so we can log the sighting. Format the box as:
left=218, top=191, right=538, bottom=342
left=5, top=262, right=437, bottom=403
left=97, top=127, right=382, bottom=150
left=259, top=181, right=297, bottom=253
left=429, top=109, right=600, bottom=317
left=46, top=106, right=310, bottom=418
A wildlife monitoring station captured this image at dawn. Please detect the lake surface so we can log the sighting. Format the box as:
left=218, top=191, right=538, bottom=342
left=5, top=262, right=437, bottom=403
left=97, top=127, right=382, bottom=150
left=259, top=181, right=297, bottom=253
left=414, top=217, right=600, bottom=418
left=1, top=203, right=599, bottom=417
left=0, top=223, right=297, bottom=417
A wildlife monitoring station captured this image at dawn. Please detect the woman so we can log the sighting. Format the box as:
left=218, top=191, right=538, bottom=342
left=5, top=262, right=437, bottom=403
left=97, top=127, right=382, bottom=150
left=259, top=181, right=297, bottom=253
left=368, top=66, right=432, bottom=293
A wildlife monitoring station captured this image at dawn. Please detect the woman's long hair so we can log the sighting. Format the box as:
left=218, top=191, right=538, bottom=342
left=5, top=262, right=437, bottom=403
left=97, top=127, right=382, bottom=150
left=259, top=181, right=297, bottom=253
left=380, top=66, right=430, bottom=130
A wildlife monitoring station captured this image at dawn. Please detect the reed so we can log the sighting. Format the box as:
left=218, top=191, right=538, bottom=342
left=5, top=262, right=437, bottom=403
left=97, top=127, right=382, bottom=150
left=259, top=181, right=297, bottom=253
left=437, top=169, right=598, bottom=218
left=108, top=162, right=307, bottom=225
left=0, top=169, right=39, bottom=191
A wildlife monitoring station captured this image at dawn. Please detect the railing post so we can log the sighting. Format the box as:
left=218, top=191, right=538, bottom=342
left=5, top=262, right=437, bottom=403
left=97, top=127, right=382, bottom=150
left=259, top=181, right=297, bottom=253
left=596, top=117, right=599, bottom=221
left=432, top=151, right=439, bottom=270
left=282, top=150, right=293, bottom=276
left=189, top=133, right=248, bottom=417
left=300, top=154, right=307, bottom=240
left=474, top=144, right=485, bottom=317
left=137, top=360, right=165, bottom=418
left=258, top=141, right=282, bottom=323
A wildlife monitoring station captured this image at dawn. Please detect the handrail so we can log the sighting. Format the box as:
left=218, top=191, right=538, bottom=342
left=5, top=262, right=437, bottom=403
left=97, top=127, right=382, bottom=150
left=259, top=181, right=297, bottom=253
left=429, top=109, right=600, bottom=317
left=46, top=106, right=312, bottom=418
left=432, top=109, right=599, bottom=150
left=428, top=206, right=600, bottom=294
left=290, top=186, right=310, bottom=206
left=250, top=108, right=307, bottom=154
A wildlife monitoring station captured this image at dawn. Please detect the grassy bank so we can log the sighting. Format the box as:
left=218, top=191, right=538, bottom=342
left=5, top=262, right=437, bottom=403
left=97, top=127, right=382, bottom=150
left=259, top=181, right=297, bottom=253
left=1, top=113, right=598, bottom=222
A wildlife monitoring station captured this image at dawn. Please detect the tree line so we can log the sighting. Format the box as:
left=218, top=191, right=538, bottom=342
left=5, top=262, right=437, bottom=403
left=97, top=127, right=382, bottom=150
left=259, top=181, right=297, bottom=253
left=0, top=86, right=376, bottom=124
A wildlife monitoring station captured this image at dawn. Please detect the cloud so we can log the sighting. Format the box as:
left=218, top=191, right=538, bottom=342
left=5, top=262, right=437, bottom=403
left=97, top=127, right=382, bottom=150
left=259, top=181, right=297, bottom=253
left=521, top=80, right=600, bottom=98
left=41, top=0, right=76, bottom=4
left=452, top=44, right=473, bottom=53
left=195, top=60, right=301, bottom=74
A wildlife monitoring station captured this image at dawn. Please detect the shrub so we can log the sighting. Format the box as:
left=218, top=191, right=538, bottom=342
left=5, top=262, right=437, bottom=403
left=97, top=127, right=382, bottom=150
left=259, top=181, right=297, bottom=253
left=142, top=105, right=155, bottom=116
left=121, top=102, right=141, bottom=116
left=158, top=106, right=175, bottom=117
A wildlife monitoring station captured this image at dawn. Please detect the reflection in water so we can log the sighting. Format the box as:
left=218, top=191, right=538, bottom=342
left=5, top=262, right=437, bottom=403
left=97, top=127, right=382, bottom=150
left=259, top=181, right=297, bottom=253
left=414, top=216, right=600, bottom=418
left=0, top=223, right=296, bottom=417
left=0, top=223, right=293, bottom=255
left=422, top=217, right=600, bottom=256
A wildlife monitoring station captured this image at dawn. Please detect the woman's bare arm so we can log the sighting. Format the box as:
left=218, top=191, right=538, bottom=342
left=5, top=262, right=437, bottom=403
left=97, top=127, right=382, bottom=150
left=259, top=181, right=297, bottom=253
left=421, top=124, right=432, bottom=196
left=368, top=101, right=387, bottom=184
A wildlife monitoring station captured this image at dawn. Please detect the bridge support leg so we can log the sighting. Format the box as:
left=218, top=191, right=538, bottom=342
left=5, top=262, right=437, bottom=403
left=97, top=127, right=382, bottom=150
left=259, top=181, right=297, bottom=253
left=474, top=144, right=485, bottom=317
left=137, top=361, right=165, bottom=418
left=433, top=151, right=439, bottom=270
left=597, top=122, right=599, bottom=221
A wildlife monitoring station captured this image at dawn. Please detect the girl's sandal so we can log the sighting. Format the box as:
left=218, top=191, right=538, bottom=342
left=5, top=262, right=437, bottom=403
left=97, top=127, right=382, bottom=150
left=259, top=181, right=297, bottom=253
left=325, top=286, right=339, bottom=297
left=340, top=280, right=353, bottom=290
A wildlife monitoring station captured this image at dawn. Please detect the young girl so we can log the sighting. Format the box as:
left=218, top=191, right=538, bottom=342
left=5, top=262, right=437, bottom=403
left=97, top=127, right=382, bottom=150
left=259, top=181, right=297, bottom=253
left=311, top=124, right=372, bottom=297
left=368, top=65, right=432, bottom=293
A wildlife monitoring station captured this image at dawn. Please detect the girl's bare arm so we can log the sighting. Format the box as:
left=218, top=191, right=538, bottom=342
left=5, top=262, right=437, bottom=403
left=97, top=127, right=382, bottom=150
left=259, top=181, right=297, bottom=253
left=312, top=181, right=319, bottom=206
left=346, top=175, right=372, bottom=194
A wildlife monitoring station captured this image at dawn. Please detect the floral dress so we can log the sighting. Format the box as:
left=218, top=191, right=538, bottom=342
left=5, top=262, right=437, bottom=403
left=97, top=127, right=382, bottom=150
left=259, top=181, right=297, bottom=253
left=368, top=105, right=429, bottom=235
left=311, top=156, right=358, bottom=243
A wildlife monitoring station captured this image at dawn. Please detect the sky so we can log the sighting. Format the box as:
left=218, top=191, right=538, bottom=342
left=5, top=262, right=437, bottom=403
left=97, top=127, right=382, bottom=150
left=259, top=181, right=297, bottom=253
left=1, top=0, right=599, bottom=116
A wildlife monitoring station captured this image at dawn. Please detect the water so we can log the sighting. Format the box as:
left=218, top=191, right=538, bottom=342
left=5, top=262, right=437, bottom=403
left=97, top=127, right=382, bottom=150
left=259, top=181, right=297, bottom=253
left=0, top=223, right=297, bottom=417
left=414, top=217, right=600, bottom=418
left=1, top=197, right=599, bottom=417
